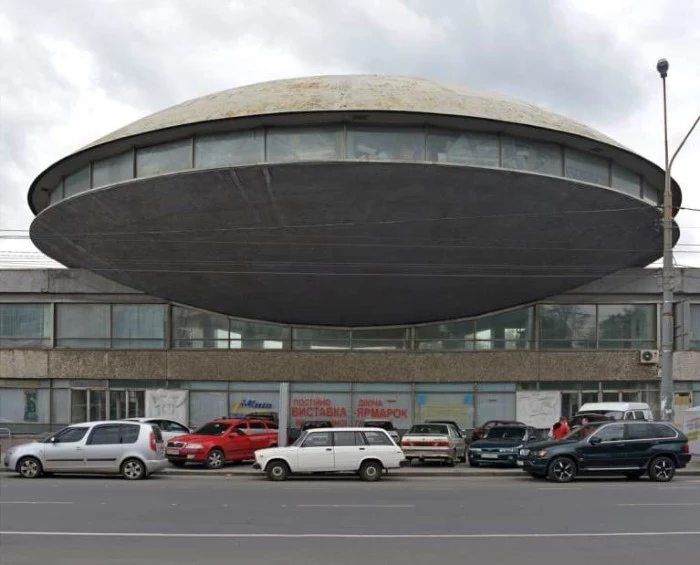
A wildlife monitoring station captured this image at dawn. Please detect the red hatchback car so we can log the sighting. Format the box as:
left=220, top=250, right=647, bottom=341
left=166, top=418, right=279, bottom=469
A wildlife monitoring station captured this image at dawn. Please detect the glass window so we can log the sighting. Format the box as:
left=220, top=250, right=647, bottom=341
left=592, top=423, right=625, bottom=442
left=52, top=389, right=70, bottom=424
left=627, top=423, right=654, bottom=440
left=195, top=130, right=264, bottom=168
left=415, top=319, right=475, bottom=351
left=650, top=423, right=677, bottom=438
left=539, top=304, right=596, bottom=349
left=689, top=304, right=700, bottom=350
left=351, top=328, right=409, bottom=350
left=267, top=127, right=343, bottom=162
left=189, top=391, right=227, bottom=428
left=93, top=152, right=134, bottom=187
left=0, top=389, right=50, bottom=423
left=136, top=139, right=192, bottom=177
left=0, top=304, right=51, bottom=348
left=121, top=424, right=141, bottom=444
left=474, top=308, right=533, bottom=350
left=415, top=393, right=475, bottom=428
left=597, top=304, right=656, bottom=349
left=172, top=306, right=230, bottom=349
left=427, top=129, right=499, bottom=167
left=71, top=389, right=87, bottom=422
left=230, top=320, right=290, bottom=350
left=333, top=431, right=357, bottom=446
left=63, top=165, right=91, bottom=198
left=112, top=305, right=166, bottom=349
left=642, top=181, right=659, bottom=205
left=57, top=304, right=110, bottom=348
left=564, top=149, right=609, bottom=186
left=362, top=430, right=393, bottom=445
left=611, top=164, right=640, bottom=197
left=348, top=127, right=424, bottom=161
left=87, top=424, right=122, bottom=445
left=501, top=137, right=562, bottom=176
left=49, top=182, right=63, bottom=205
left=301, top=431, right=332, bottom=447
left=89, top=390, right=107, bottom=421
left=292, top=328, right=351, bottom=350
left=51, top=426, right=89, bottom=443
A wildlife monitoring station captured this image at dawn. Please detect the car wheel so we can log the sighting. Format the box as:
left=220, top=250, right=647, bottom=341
left=121, top=458, right=146, bottom=480
left=624, top=471, right=644, bottom=480
left=648, top=456, right=676, bottom=482
left=359, top=461, right=382, bottom=482
left=205, top=449, right=225, bottom=470
left=266, top=461, right=290, bottom=481
left=17, top=456, right=42, bottom=479
left=547, top=457, right=576, bottom=483
left=170, top=461, right=187, bottom=468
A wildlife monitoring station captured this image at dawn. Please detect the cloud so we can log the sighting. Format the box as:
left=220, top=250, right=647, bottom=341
left=0, top=0, right=698, bottom=269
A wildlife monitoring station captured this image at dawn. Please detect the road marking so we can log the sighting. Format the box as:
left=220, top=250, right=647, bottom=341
left=617, top=503, right=700, bottom=507
left=295, top=504, right=414, bottom=508
left=0, top=501, right=74, bottom=505
left=2, top=531, right=700, bottom=539
left=654, top=486, right=697, bottom=490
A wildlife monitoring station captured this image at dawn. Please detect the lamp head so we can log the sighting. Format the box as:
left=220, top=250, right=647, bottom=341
left=657, top=58, right=669, bottom=78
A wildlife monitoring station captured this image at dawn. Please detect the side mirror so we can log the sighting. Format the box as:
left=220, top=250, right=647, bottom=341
left=589, top=436, right=602, bottom=446
left=49, top=437, right=58, bottom=443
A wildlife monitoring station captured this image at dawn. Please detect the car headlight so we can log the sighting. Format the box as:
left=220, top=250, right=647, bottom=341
left=185, top=443, right=203, bottom=450
left=469, top=447, right=481, bottom=452
left=519, top=448, right=530, bottom=456
left=535, top=449, right=548, bottom=458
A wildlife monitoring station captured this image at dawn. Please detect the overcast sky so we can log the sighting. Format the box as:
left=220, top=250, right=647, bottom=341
left=0, top=0, right=698, bottom=270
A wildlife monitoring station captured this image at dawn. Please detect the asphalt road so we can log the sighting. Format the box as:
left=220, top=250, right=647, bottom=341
left=1, top=474, right=699, bottom=565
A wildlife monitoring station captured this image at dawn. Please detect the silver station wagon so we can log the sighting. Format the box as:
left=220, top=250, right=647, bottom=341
left=3, top=420, right=168, bottom=480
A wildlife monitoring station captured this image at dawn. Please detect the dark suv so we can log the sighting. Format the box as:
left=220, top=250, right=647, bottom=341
left=519, top=421, right=691, bottom=483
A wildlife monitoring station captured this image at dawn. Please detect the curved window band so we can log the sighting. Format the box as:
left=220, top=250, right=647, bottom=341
left=46, top=126, right=658, bottom=206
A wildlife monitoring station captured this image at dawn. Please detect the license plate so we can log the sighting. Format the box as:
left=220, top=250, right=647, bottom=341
left=482, top=453, right=499, bottom=459
left=166, top=449, right=180, bottom=456
left=517, top=460, right=524, bottom=467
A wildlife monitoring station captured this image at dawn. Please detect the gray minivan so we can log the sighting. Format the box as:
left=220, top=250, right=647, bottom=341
left=3, top=420, right=168, bottom=480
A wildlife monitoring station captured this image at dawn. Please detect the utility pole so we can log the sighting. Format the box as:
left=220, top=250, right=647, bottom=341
left=656, top=58, right=700, bottom=421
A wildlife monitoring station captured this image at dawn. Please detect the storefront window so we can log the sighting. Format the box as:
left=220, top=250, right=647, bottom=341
left=0, top=303, right=51, bottom=348
left=348, top=127, right=424, bottom=161
left=292, top=328, right=351, bottom=350
left=415, top=319, right=475, bottom=351
left=267, top=127, right=343, bottom=162
left=415, top=392, right=475, bottom=429
left=230, top=391, right=279, bottom=419
left=351, top=328, right=409, bottom=350
left=189, top=391, right=228, bottom=428
left=597, top=304, right=656, bottom=349
left=474, top=308, right=533, bottom=350
left=230, top=320, right=290, bottom=350
left=0, top=388, right=50, bottom=423
left=352, top=392, right=412, bottom=428
left=195, top=130, right=264, bottom=168
left=427, top=129, right=499, bottom=167
left=539, top=304, right=596, bottom=349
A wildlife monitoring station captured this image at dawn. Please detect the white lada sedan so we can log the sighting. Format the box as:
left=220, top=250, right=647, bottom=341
left=253, top=427, right=406, bottom=481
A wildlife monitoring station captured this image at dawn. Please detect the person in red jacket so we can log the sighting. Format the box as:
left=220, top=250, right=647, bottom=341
left=552, top=416, right=570, bottom=440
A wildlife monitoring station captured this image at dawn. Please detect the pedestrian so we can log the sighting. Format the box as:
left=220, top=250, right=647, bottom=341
left=548, top=421, right=561, bottom=439
left=552, top=416, right=570, bottom=440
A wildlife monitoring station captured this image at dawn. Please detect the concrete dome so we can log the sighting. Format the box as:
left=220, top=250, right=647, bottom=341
left=85, top=75, right=624, bottom=150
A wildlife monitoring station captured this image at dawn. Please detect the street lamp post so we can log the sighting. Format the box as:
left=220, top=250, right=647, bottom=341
left=656, top=58, right=700, bottom=421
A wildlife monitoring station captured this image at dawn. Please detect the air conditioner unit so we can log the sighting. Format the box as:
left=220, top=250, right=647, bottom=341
left=639, top=349, right=659, bottom=364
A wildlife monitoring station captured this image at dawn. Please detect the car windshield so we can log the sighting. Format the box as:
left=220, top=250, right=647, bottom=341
left=485, top=427, right=525, bottom=440
left=193, top=422, right=230, bottom=436
left=292, top=431, right=308, bottom=447
left=365, top=421, right=393, bottom=430
left=408, top=424, right=448, bottom=436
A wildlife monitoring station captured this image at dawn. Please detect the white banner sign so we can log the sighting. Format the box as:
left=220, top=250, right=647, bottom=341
left=516, top=391, right=561, bottom=429
left=145, top=389, right=189, bottom=424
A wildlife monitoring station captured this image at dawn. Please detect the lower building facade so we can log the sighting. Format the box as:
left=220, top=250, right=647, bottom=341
left=1, top=268, right=699, bottom=436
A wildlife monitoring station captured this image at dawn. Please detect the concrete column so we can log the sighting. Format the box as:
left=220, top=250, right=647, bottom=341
left=278, top=382, right=290, bottom=447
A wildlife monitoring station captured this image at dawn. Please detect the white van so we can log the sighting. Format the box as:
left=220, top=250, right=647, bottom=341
left=577, top=402, right=653, bottom=421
